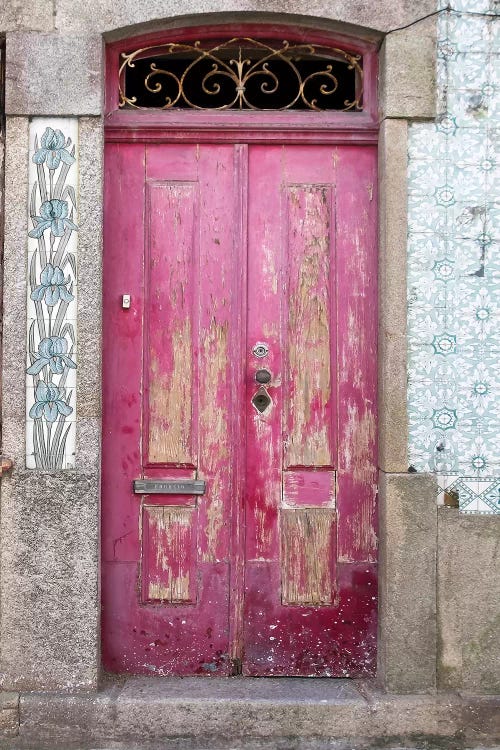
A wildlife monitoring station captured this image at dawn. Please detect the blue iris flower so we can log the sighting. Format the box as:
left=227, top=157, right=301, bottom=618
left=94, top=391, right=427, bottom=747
left=32, top=127, right=75, bottom=170
left=29, top=381, right=73, bottom=422
left=29, top=199, right=78, bottom=239
left=27, top=336, right=77, bottom=375
left=30, top=263, right=74, bottom=307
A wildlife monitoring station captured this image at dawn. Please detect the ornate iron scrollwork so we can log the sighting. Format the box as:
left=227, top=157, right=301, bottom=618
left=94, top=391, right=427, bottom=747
left=119, top=37, right=363, bottom=112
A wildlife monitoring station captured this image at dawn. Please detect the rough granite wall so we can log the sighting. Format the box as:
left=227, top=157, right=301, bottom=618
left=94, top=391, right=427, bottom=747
left=407, top=0, right=500, bottom=514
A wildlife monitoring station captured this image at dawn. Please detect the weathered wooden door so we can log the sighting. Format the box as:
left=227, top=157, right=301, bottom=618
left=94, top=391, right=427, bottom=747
left=102, top=140, right=377, bottom=677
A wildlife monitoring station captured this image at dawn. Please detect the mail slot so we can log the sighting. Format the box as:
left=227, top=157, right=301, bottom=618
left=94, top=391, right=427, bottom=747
left=133, top=479, right=206, bottom=495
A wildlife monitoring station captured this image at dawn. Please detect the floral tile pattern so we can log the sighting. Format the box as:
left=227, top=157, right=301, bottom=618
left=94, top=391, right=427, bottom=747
left=26, top=119, right=78, bottom=469
left=408, top=4, right=499, bottom=513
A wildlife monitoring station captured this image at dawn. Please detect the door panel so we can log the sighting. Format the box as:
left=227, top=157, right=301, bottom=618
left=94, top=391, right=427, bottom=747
left=284, top=183, right=335, bottom=469
left=336, top=148, right=378, bottom=564
left=102, top=143, right=241, bottom=675
left=242, top=145, right=377, bottom=676
left=102, top=140, right=377, bottom=677
left=144, top=179, right=197, bottom=466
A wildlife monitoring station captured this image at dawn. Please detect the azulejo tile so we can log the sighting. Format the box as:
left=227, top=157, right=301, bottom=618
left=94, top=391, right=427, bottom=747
left=446, top=126, right=488, bottom=161
left=431, top=331, right=458, bottom=356
left=458, top=433, right=498, bottom=474
left=408, top=307, right=448, bottom=346
left=26, top=118, right=78, bottom=471
left=448, top=52, right=490, bottom=91
left=436, top=113, right=459, bottom=136
left=408, top=232, right=449, bottom=262
left=492, top=16, right=500, bottom=52
left=450, top=201, right=488, bottom=239
left=481, top=479, right=500, bottom=512
left=452, top=283, right=499, bottom=345
left=407, top=7, right=499, bottom=515
left=432, top=257, right=456, bottom=282
left=408, top=159, right=448, bottom=192
left=432, top=406, right=459, bottom=430
left=445, top=475, right=480, bottom=511
left=448, top=0, right=495, bottom=13
left=408, top=195, right=449, bottom=234
left=436, top=472, right=462, bottom=505
left=448, top=13, right=492, bottom=52
left=447, top=87, right=495, bottom=128
left=408, top=268, right=450, bottom=309
left=457, top=361, right=499, bottom=416
left=486, top=202, right=499, bottom=238
left=436, top=474, right=500, bottom=514
left=438, top=38, right=459, bottom=62
left=408, top=124, right=447, bottom=161
left=448, top=167, right=488, bottom=202
left=489, top=54, right=500, bottom=87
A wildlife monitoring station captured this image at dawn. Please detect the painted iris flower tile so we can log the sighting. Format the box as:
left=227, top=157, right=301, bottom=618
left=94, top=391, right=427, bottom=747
left=407, top=5, right=499, bottom=513
left=26, top=119, right=78, bottom=470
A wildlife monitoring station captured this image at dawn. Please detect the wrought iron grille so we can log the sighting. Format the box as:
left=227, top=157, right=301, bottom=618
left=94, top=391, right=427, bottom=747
left=119, top=37, right=363, bottom=112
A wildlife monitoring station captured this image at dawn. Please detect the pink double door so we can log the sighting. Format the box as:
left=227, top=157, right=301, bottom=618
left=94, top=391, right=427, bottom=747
left=102, top=140, right=377, bottom=677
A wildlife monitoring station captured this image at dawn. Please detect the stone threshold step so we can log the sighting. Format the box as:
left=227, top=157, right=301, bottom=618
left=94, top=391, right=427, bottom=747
left=2, top=678, right=499, bottom=750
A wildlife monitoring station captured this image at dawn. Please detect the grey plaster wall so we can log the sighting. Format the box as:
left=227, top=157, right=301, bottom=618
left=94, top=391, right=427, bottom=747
left=438, top=508, right=500, bottom=694
left=0, top=0, right=437, bottom=36
left=5, top=34, right=103, bottom=116
left=379, top=15, right=437, bottom=120
left=0, top=117, right=101, bottom=691
left=378, top=471, right=438, bottom=694
left=0, top=691, right=18, bottom=738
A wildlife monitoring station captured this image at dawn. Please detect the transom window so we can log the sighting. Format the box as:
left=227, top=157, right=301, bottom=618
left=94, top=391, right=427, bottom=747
left=119, top=37, right=363, bottom=112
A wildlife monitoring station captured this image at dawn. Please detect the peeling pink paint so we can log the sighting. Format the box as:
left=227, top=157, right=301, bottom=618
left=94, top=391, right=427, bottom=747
left=102, top=138, right=377, bottom=677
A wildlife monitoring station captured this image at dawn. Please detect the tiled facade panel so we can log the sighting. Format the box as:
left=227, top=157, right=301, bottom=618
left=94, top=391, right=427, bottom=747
left=26, top=118, right=78, bottom=469
left=408, top=1, right=499, bottom=513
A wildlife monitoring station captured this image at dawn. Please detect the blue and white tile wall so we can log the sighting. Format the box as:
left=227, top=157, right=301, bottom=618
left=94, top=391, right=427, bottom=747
left=26, top=118, right=78, bottom=470
left=408, top=0, right=499, bottom=513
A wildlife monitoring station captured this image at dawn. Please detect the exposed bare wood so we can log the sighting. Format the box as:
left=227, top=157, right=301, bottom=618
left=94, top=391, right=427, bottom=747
left=281, top=508, right=335, bottom=605
left=285, top=186, right=333, bottom=468
left=143, top=506, right=196, bottom=603
left=147, top=182, right=195, bottom=465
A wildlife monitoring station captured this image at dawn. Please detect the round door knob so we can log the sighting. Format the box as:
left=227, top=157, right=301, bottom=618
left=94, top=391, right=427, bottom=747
left=255, top=369, right=272, bottom=384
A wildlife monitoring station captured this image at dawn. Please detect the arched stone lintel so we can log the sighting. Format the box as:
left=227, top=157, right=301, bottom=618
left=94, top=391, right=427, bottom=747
left=4, top=10, right=437, bottom=121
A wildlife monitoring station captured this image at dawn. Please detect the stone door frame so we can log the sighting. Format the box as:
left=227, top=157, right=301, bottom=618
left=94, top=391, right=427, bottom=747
left=0, top=8, right=438, bottom=693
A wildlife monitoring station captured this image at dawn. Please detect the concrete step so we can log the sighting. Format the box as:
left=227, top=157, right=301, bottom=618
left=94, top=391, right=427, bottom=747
left=1, top=678, right=499, bottom=750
